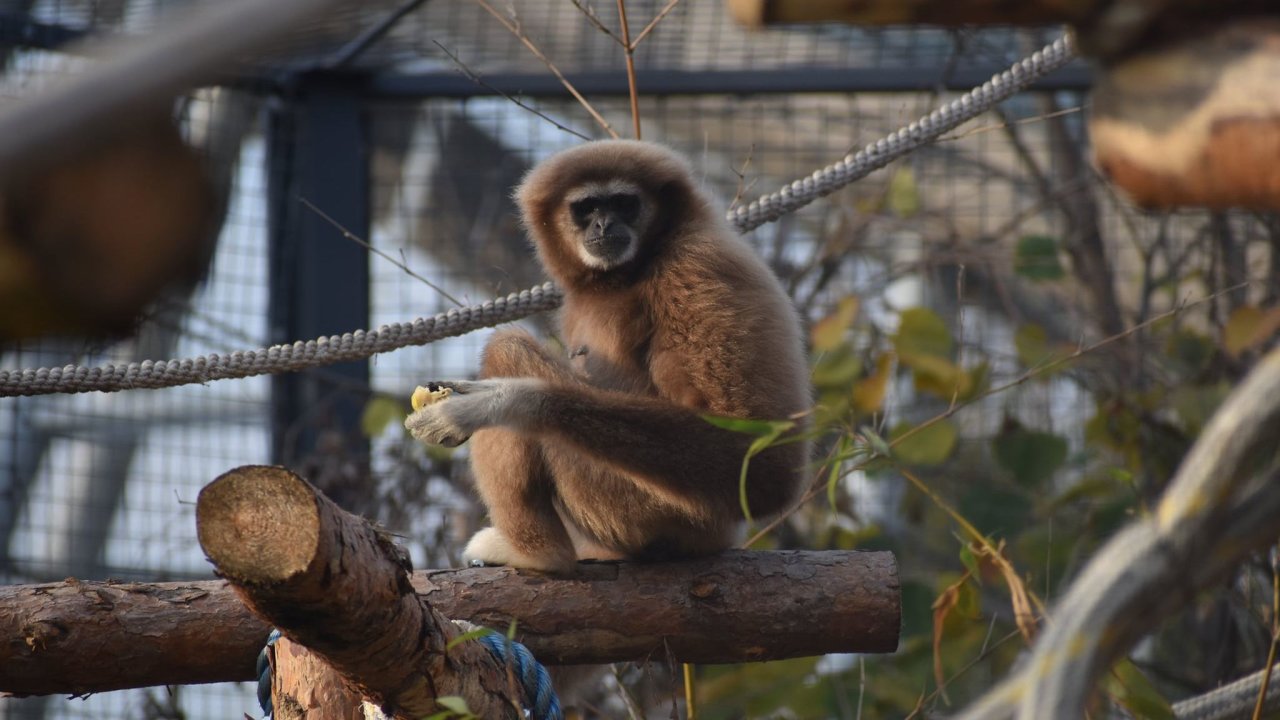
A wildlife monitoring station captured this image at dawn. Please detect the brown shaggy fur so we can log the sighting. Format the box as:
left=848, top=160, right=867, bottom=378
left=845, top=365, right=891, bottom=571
left=465, top=140, right=810, bottom=572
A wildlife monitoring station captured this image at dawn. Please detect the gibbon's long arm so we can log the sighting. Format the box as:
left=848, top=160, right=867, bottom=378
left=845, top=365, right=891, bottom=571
left=404, top=379, right=804, bottom=519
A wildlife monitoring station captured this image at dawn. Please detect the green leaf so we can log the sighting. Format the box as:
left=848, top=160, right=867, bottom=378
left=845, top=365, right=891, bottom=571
left=827, top=436, right=851, bottom=509
left=1014, top=324, right=1052, bottom=369
left=960, top=361, right=991, bottom=402
left=702, top=414, right=783, bottom=436
left=1225, top=305, right=1263, bottom=356
left=890, top=420, right=958, bottom=466
left=958, top=484, right=1031, bottom=537
left=887, top=166, right=921, bottom=218
left=1222, top=305, right=1280, bottom=357
left=811, top=295, right=860, bottom=351
left=1171, top=382, right=1231, bottom=434
left=1165, top=330, right=1214, bottom=378
left=994, top=421, right=1067, bottom=487
left=445, top=627, right=495, bottom=651
left=852, top=352, right=893, bottom=413
left=1046, top=475, right=1119, bottom=509
left=958, top=544, right=980, bottom=581
left=361, top=395, right=405, bottom=437
left=861, top=428, right=893, bottom=459
left=1014, top=235, right=1065, bottom=280
left=811, top=344, right=863, bottom=389
left=434, top=696, right=475, bottom=719
left=1105, top=658, right=1174, bottom=720
left=906, top=353, right=971, bottom=400
left=735, top=421, right=796, bottom=522
left=895, top=307, right=953, bottom=359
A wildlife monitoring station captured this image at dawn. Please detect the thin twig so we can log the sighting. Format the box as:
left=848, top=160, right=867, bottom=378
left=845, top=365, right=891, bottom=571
left=742, top=283, right=1249, bottom=548
left=684, top=662, right=697, bottom=720
left=616, top=0, right=642, bottom=139
left=906, top=629, right=1023, bottom=719
left=1252, top=547, right=1280, bottom=720
left=569, top=0, right=623, bottom=45
left=937, top=105, right=1083, bottom=143
left=432, top=41, right=590, bottom=141
left=630, top=0, right=681, bottom=47
left=609, top=664, right=646, bottom=720
left=728, top=145, right=756, bottom=211
left=471, top=0, right=619, bottom=138
left=297, top=197, right=464, bottom=307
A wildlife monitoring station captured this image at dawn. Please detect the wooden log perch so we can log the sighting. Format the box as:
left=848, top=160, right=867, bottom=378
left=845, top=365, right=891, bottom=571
left=195, top=465, right=521, bottom=719
left=0, top=465, right=899, bottom=699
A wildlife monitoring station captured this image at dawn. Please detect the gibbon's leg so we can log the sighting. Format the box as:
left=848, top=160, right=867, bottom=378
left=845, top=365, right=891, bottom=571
left=463, top=329, right=578, bottom=572
left=407, top=377, right=806, bottom=523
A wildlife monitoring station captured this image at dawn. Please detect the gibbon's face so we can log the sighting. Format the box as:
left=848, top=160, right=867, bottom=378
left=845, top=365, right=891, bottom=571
left=563, top=180, right=650, bottom=270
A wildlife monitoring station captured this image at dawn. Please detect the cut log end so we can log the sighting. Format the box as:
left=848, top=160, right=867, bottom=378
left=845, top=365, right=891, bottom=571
left=196, top=465, right=320, bottom=583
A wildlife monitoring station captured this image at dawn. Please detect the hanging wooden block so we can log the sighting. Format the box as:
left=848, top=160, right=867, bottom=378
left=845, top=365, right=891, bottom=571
left=1090, top=20, right=1280, bottom=209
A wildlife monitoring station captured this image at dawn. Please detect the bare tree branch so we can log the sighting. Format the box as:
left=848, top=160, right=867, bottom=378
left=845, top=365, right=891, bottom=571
left=432, top=40, right=590, bottom=141
left=471, top=0, right=619, bottom=139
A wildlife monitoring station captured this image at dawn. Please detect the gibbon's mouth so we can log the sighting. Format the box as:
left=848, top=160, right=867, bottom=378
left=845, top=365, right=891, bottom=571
left=583, top=233, right=636, bottom=266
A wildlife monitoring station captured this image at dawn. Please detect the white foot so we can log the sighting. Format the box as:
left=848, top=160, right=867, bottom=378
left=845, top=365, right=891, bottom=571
left=463, top=527, right=575, bottom=574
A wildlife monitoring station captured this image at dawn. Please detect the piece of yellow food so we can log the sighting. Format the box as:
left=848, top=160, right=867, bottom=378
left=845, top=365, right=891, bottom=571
left=410, top=385, right=453, bottom=411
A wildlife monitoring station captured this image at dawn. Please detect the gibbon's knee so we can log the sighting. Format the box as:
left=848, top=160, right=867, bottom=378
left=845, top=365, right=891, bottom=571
left=468, top=429, right=577, bottom=573
left=480, top=328, right=573, bottom=382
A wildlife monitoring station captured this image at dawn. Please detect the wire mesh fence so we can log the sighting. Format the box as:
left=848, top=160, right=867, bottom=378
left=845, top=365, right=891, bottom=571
left=2, top=2, right=1278, bottom=718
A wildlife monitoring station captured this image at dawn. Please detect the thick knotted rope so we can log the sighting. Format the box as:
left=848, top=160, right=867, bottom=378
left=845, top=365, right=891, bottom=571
left=0, top=283, right=562, bottom=397
left=0, top=34, right=1077, bottom=398
left=727, top=34, right=1077, bottom=233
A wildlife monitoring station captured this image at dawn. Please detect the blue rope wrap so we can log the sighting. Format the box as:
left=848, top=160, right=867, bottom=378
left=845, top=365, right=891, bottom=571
left=477, top=633, right=564, bottom=720
left=256, top=628, right=282, bottom=717
left=254, top=627, right=560, bottom=720
left=256, top=625, right=560, bottom=712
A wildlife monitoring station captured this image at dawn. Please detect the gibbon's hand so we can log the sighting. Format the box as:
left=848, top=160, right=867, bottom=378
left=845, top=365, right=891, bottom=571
left=404, top=378, right=544, bottom=447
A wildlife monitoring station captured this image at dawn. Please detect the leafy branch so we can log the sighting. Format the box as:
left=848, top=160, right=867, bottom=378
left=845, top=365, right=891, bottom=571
left=743, top=282, right=1249, bottom=549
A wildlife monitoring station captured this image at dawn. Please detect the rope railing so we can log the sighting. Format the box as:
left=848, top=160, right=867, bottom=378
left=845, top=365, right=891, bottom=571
left=0, top=283, right=562, bottom=397
left=0, top=34, right=1077, bottom=398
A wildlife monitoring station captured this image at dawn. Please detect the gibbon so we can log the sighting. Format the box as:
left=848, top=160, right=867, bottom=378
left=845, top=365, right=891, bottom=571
left=405, top=140, right=810, bottom=573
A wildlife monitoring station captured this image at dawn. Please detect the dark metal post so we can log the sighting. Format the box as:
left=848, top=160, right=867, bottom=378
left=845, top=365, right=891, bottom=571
left=267, top=73, right=371, bottom=465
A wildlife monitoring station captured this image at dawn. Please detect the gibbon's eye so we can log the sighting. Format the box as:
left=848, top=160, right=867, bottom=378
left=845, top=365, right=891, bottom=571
left=569, top=198, right=597, bottom=228
left=609, top=193, right=641, bottom=224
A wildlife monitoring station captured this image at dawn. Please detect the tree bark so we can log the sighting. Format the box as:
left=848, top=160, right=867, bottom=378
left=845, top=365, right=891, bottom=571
left=194, top=465, right=520, bottom=720
left=0, top=470, right=899, bottom=699
left=269, top=636, right=369, bottom=720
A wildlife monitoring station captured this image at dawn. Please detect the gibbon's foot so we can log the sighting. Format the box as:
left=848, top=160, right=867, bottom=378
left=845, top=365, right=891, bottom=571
left=403, top=379, right=544, bottom=448
left=463, top=527, right=576, bottom=574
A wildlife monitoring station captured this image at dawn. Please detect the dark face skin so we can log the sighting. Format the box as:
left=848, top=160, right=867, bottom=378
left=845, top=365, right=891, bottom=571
left=569, top=192, right=641, bottom=264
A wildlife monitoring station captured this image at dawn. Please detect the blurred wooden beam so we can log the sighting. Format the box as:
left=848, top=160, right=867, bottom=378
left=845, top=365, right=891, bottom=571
left=727, top=0, right=1101, bottom=27
left=726, top=0, right=1272, bottom=32
left=1090, top=20, right=1280, bottom=209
